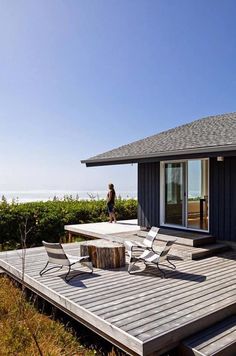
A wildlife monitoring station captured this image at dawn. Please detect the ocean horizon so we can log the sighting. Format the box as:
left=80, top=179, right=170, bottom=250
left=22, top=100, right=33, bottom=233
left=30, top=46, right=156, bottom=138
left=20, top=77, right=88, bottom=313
left=0, top=190, right=137, bottom=203
left=1, top=189, right=201, bottom=203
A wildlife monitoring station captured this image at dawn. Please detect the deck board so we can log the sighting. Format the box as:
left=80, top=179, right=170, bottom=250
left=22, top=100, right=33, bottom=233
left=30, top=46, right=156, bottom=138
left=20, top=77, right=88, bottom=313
left=0, top=244, right=236, bottom=355
left=126, top=290, right=236, bottom=336
left=109, top=274, right=236, bottom=326
left=85, top=262, right=234, bottom=312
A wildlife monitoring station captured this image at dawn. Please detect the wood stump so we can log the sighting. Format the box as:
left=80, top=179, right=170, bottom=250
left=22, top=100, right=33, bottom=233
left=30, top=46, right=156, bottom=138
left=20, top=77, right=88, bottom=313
left=80, top=239, right=125, bottom=269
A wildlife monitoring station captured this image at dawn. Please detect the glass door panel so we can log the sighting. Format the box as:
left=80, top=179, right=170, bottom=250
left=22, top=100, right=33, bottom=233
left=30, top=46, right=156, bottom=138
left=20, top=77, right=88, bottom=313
left=164, top=162, right=184, bottom=226
left=163, top=159, right=209, bottom=231
left=187, top=159, right=209, bottom=230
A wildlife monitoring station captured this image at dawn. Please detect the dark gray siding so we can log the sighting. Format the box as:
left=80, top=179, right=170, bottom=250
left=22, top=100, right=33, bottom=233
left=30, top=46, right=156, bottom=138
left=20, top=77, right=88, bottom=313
left=138, top=157, right=236, bottom=242
left=138, top=162, right=160, bottom=228
left=210, top=156, right=236, bottom=242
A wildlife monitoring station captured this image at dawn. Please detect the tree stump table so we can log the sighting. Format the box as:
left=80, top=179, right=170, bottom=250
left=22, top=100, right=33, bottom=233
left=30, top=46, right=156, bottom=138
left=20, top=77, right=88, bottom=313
left=80, top=239, right=125, bottom=269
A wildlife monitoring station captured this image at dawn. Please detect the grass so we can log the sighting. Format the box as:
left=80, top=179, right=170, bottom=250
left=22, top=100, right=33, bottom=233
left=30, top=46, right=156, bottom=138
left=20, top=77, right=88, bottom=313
left=0, top=275, right=124, bottom=356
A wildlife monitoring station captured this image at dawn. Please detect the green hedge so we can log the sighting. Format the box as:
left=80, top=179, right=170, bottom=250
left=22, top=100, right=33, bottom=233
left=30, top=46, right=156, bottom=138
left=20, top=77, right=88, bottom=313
left=0, top=199, right=137, bottom=250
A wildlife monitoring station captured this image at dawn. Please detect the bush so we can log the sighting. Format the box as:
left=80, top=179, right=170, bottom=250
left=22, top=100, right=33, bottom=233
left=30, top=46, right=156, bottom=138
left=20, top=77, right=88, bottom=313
left=0, top=199, right=137, bottom=250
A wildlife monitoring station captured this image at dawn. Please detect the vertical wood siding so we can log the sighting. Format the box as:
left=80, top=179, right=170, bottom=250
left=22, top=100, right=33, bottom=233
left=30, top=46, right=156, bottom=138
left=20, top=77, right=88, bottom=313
left=138, top=157, right=236, bottom=241
left=138, top=162, right=160, bottom=228
left=210, top=156, right=236, bottom=242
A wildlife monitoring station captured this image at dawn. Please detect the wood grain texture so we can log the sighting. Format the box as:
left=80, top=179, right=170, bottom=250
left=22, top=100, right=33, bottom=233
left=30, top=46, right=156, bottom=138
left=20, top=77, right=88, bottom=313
left=80, top=239, right=125, bottom=269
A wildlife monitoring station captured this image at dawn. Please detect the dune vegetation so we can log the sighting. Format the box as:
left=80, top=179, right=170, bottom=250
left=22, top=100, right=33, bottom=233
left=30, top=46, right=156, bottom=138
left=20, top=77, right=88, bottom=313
left=0, top=276, right=96, bottom=355
left=0, top=275, right=126, bottom=356
left=0, top=198, right=137, bottom=250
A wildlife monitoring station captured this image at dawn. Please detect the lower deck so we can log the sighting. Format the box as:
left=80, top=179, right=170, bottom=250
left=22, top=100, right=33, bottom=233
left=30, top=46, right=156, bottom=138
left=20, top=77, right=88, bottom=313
left=0, top=244, right=235, bottom=355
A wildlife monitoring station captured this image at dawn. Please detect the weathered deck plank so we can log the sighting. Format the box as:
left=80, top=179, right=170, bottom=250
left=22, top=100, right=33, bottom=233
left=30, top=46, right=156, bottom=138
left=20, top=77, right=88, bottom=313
left=0, top=245, right=236, bottom=356
left=81, top=262, right=234, bottom=311
left=181, top=315, right=236, bottom=355
left=109, top=274, right=236, bottom=326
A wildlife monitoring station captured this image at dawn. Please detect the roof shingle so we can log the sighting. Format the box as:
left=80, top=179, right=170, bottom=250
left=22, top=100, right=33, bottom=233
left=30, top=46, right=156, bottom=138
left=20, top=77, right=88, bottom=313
left=82, top=112, right=236, bottom=165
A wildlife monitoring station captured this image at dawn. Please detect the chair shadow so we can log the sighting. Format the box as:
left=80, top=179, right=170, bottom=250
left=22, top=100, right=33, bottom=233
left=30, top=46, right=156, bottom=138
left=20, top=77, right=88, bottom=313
left=59, top=270, right=101, bottom=288
left=44, top=270, right=101, bottom=288
left=128, top=264, right=206, bottom=282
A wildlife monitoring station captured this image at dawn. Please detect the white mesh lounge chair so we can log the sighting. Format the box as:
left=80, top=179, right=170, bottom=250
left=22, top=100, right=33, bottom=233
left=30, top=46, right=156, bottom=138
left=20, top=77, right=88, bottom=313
left=124, top=226, right=160, bottom=251
left=127, top=239, right=176, bottom=278
left=39, top=241, right=93, bottom=281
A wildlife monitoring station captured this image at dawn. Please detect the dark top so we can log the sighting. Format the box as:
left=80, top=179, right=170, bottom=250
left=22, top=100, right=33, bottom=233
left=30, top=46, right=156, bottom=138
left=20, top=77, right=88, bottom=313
left=107, top=189, right=116, bottom=205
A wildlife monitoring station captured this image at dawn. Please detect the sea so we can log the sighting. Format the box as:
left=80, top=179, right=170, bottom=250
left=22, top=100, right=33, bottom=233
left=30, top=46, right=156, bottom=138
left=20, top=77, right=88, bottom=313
left=0, top=190, right=137, bottom=203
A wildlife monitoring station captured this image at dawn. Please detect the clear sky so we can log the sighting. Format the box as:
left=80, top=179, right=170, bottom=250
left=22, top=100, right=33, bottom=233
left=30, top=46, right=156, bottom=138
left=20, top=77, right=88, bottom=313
left=0, top=0, right=236, bottom=192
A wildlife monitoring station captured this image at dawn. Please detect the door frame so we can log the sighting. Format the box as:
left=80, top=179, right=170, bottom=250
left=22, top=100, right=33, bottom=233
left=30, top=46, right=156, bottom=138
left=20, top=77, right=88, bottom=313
left=160, top=158, right=210, bottom=233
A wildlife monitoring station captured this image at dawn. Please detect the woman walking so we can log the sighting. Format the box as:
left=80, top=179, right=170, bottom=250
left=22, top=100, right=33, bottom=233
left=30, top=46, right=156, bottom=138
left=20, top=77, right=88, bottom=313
left=107, top=183, right=117, bottom=223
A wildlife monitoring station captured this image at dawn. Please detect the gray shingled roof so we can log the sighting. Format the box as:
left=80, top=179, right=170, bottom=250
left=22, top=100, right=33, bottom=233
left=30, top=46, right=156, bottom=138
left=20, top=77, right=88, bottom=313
left=82, top=112, right=236, bottom=166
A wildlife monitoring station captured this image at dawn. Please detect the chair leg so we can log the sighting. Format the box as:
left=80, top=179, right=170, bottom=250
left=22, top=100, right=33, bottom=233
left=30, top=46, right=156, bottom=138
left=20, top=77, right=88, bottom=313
left=39, top=262, right=49, bottom=276
left=39, top=262, right=63, bottom=276
left=65, top=265, right=72, bottom=282
left=167, top=256, right=176, bottom=269
left=157, top=264, right=166, bottom=278
left=66, top=261, right=94, bottom=282
left=128, top=259, right=137, bottom=274
left=81, top=261, right=93, bottom=273
left=39, top=263, right=63, bottom=276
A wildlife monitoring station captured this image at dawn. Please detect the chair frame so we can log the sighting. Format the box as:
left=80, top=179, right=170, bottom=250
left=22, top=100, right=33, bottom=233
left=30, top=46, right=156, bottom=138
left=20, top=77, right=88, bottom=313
left=125, top=226, right=160, bottom=252
left=39, top=241, right=93, bottom=282
left=127, top=239, right=176, bottom=278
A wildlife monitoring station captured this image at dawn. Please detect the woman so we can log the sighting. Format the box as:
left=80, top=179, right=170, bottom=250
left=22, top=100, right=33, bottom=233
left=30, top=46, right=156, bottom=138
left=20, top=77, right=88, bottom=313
left=107, top=183, right=117, bottom=223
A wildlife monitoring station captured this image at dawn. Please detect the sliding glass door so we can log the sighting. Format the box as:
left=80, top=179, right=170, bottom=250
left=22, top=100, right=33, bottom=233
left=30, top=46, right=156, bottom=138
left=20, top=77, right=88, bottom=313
left=187, top=159, right=209, bottom=230
left=165, top=162, right=184, bottom=226
left=163, top=159, right=209, bottom=231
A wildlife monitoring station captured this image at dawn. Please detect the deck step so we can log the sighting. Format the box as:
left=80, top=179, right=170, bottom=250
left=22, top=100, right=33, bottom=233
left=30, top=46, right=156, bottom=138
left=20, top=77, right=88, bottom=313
left=191, top=243, right=230, bottom=260
left=158, top=228, right=216, bottom=247
left=175, top=235, right=216, bottom=247
left=132, top=232, right=229, bottom=260
left=180, top=315, right=236, bottom=355
left=167, top=243, right=230, bottom=261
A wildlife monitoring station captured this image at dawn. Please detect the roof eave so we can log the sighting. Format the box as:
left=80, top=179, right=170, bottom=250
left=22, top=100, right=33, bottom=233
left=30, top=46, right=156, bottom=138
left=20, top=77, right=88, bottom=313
left=81, top=144, right=236, bottom=167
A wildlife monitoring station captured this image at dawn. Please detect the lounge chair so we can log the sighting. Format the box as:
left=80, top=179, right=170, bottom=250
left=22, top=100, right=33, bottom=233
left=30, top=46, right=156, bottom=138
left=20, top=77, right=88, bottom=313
left=39, top=241, right=93, bottom=281
left=127, top=238, right=176, bottom=278
left=124, top=226, right=160, bottom=251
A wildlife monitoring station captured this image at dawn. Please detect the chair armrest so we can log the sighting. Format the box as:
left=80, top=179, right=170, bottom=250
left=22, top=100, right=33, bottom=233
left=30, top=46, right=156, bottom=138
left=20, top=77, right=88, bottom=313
left=67, top=254, right=90, bottom=264
left=125, top=240, right=150, bottom=259
left=135, top=231, right=148, bottom=238
left=125, top=240, right=146, bottom=248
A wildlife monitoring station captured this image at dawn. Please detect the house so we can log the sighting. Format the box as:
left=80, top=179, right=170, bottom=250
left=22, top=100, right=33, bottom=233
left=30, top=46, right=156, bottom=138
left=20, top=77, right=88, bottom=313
left=82, top=112, right=236, bottom=245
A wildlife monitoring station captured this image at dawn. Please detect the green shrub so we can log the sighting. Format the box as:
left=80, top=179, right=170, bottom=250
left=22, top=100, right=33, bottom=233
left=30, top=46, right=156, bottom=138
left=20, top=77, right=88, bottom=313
left=0, top=199, right=137, bottom=250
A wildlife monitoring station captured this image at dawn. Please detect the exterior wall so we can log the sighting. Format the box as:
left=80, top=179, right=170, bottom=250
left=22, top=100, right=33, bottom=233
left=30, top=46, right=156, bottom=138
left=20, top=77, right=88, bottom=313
left=138, top=157, right=236, bottom=242
left=210, top=156, right=236, bottom=242
left=138, top=162, right=160, bottom=227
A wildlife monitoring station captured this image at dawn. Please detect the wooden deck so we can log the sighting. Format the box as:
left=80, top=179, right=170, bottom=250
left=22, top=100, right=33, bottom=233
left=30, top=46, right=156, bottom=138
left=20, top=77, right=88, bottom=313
left=0, top=244, right=236, bottom=355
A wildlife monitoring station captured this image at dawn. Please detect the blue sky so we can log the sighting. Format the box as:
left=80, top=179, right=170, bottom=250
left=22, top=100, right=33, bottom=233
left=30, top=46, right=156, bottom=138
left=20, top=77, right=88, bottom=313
left=0, top=0, right=236, bottom=193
